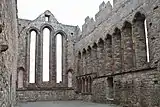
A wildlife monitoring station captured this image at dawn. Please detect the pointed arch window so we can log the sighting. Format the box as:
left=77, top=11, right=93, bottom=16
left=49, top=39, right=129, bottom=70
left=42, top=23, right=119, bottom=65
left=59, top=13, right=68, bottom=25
left=56, top=34, right=63, bottom=83
left=43, top=28, right=50, bottom=82
left=29, top=30, right=36, bottom=83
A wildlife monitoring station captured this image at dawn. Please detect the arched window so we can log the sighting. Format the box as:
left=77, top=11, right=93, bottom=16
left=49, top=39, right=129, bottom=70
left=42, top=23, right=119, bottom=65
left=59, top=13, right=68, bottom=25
left=56, top=34, right=62, bottom=83
left=144, top=19, right=150, bottom=62
left=133, top=12, right=148, bottom=67
left=122, top=21, right=134, bottom=70
left=29, top=30, right=36, bottom=83
left=43, top=28, right=50, bottom=82
left=68, top=71, right=72, bottom=87
left=18, top=69, right=24, bottom=88
left=113, top=28, right=122, bottom=73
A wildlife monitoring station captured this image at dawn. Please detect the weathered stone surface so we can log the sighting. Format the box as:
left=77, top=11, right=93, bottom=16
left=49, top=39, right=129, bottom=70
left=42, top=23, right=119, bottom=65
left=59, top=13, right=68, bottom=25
left=1, top=0, right=160, bottom=107
left=0, top=0, right=18, bottom=107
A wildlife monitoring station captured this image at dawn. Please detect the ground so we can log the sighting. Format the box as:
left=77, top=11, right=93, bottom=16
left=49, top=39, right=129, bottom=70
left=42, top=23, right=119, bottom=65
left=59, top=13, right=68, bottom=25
left=16, top=101, right=121, bottom=107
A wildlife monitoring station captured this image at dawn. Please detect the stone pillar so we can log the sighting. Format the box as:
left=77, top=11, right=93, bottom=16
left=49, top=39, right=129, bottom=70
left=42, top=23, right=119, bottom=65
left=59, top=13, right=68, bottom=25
left=82, top=78, right=85, bottom=93
left=133, top=13, right=147, bottom=68
left=105, top=34, right=113, bottom=75
left=113, top=28, right=122, bottom=73
left=85, top=78, right=88, bottom=93
left=80, top=78, right=82, bottom=93
left=122, top=21, right=134, bottom=71
left=97, top=39, right=105, bottom=76
left=88, top=76, right=92, bottom=93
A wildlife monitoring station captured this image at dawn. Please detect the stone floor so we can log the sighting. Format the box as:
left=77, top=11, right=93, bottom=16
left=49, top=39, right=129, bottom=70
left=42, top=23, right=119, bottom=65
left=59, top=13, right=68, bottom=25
left=16, top=101, right=121, bottom=107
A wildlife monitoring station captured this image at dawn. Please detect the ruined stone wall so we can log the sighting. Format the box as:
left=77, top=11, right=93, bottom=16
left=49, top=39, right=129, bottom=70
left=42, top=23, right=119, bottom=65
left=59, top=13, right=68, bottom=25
left=113, top=68, right=160, bottom=107
left=16, top=89, right=75, bottom=102
left=74, top=0, right=160, bottom=106
left=0, top=0, right=18, bottom=107
left=16, top=0, right=160, bottom=106
left=16, top=10, right=82, bottom=102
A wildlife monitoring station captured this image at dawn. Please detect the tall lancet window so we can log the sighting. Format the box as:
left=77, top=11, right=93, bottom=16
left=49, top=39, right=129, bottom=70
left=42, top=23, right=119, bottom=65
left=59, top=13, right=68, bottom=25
left=144, top=19, right=150, bottom=62
left=43, top=28, right=50, bottom=81
left=29, top=30, right=36, bottom=83
left=56, top=34, right=62, bottom=83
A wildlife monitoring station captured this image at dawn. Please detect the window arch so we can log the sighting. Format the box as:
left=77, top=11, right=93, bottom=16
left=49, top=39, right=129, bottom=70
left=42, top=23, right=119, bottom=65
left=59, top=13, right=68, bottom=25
left=29, top=30, right=37, bottom=83
left=113, top=28, right=122, bottom=73
left=144, top=19, right=150, bottom=62
left=43, top=28, right=50, bottom=82
left=133, top=12, right=148, bottom=67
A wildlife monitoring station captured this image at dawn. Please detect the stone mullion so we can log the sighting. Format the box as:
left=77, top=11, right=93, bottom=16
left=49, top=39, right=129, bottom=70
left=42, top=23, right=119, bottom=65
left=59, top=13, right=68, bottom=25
left=80, top=79, right=82, bottom=93
left=113, top=30, right=122, bottom=74
left=36, top=32, right=43, bottom=87
left=88, top=77, right=91, bottom=93
left=132, top=20, right=147, bottom=68
left=49, top=33, right=56, bottom=86
left=122, top=24, right=134, bottom=71
left=82, top=78, right=85, bottom=93
left=105, top=37, right=113, bottom=75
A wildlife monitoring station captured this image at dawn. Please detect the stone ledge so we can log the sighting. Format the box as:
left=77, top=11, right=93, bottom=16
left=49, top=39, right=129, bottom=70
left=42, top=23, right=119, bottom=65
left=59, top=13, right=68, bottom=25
left=96, top=66, right=157, bottom=79
left=17, top=87, right=74, bottom=91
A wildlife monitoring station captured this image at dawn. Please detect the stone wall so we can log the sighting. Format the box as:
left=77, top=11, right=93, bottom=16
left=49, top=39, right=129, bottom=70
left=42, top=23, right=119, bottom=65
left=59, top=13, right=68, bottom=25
left=15, top=0, right=160, bottom=106
left=16, top=89, right=76, bottom=102
left=17, top=10, right=81, bottom=89
left=74, top=0, right=160, bottom=106
left=0, top=0, right=18, bottom=107
left=114, top=68, right=160, bottom=107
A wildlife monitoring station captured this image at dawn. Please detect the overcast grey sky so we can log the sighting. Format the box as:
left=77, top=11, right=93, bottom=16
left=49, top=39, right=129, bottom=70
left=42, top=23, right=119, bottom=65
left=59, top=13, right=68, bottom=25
left=17, top=0, right=113, bottom=27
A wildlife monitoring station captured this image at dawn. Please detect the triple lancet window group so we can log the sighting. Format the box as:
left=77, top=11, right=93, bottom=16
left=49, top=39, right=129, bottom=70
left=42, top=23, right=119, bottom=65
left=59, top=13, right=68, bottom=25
left=29, top=28, right=63, bottom=84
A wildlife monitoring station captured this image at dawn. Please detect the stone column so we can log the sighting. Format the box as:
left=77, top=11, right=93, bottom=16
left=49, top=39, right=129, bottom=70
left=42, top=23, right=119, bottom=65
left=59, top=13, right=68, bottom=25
left=122, top=21, right=134, bottom=71
left=133, top=13, right=147, bottom=68
left=85, top=78, right=88, bottom=93
left=88, top=76, right=92, bottom=93
left=82, top=78, right=85, bottom=93
left=80, top=78, right=82, bottom=93
left=105, top=34, right=113, bottom=75
left=112, top=28, right=122, bottom=74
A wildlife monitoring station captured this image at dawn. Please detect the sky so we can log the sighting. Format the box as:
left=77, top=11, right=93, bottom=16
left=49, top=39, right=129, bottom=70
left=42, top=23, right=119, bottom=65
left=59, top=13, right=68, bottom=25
left=17, top=0, right=113, bottom=28
left=17, top=0, right=113, bottom=83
